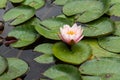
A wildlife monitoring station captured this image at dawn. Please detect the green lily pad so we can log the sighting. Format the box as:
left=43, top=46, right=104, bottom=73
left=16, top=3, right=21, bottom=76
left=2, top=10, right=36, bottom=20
left=83, top=17, right=114, bottom=37
left=113, top=21, right=120, bottom=36
left=34, top=54, right=54, bottom=64
left=8, top=22, right=39, bottom=48
left=35, top=18, right=73, bottom=40
left=43, top=64, right=82, bottom=80
left=79, top=58, right=120, bottom=80
left=29, top=17, right=42, bottom=26
left=0, top=56, right=7, bottom=75
left=34, top=43, right=53, bottom=54
left=0, top=0, right=7, bottom=8
left=0, top=58, right=28, bottom=80
left=56, top=14, right=75, bottom=23
left=3, top=5, right=35, bottom=25
left=53, top=42, right=92, bottom=65
left=63, top=0, right=109, bottom=23
left=22, top=0, right=45, bottom=9
left=98, top=36, right=120, bottom=53
left=82, top=76, right=101, bottom=80
left=9, top=0, right=24, bottom=3
left=83, top=39, right=120, bottom=58
left=34, top=43, right=55, bottom=63
left=56, top=14, right=67, bottom=18
left=108, top=0, right=120, bottom=4
left=53, top=0, right=75, bottom=5
left=54, top=0, right=69, bottom=5
left=107, top=0, right=120, bottom=16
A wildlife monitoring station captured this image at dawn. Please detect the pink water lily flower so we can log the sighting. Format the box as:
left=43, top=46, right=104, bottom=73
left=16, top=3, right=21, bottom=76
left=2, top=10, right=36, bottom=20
left=59, top=23, right=84, bottom=45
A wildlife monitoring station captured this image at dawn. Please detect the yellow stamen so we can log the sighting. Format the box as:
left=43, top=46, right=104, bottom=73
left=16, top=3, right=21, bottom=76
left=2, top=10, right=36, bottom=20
left=67, top=31, right=75, bottom=35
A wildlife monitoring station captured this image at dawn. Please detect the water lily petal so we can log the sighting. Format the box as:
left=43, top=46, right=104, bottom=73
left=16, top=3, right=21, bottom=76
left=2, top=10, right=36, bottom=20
left=59, top=23, right=84, bottom=45
left=75, top=35, right=84, bottom=43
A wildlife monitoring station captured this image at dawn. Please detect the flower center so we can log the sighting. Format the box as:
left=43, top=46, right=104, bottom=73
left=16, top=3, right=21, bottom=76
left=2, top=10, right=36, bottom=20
left=67, top=31, right=75, bottom=35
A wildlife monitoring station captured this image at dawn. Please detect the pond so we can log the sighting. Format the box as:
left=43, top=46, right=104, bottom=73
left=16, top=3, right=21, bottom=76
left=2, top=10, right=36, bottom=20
left=1, top=0, right=120, bottom=80
left=0, top=0, right=58, bottom=80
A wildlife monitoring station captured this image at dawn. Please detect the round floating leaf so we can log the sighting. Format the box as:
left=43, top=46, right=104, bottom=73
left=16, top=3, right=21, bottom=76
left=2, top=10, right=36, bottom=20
left=54, top=0, right=69, bottom=5
left=3, top=5, right=35, bottom=25
left=34, top=43, right=55, bottom=63
left=83, top=17, right=114, bottom=37
left=34, top=43, right=53, bottom=54
left=0, top=0, right=7, bottom=8
left=53, top=42, right=92, bottom=65
left=113, top=21, right=120, bottom=36
left=9, top=0, right=24, bottom=3
left=56, top=14, right=67, bottom=18
left=0, top=56, right=7, bottom=75
left=8, top=23, right=39, bottom=48
left=107, top=0, right=120, bottom=16
left=0, top=58, right=28, bottom=80
left=34, top=54, right=54, bottom=64
left=53, top=0, right=76, bottom=5
left=35, top=18, right=73, bottom=40
left=56, top=14, right=75, bottom=22
left=63, top=0, right=109, bottom=23
left=43, top=64, right=82, bottom=80
left=22, top=0, right=45, bottom=9
left=29, top=17, right=42, bottom=26
left=82, top=76, right=101, bottom=80
left=83, top=39, right=120, bottom=58
left=79, top=58, right=120, bottom=80
left=98, top=36, right=120, bottom=53
left=108, top=0, right=120, bottom=4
